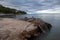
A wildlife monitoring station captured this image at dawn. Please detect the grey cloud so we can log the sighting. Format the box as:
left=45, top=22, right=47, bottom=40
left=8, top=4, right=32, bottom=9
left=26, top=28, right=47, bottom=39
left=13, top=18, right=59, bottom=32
left=0, top=0, right=60, bottom=13
left=0, top=0, right=4, bottom=1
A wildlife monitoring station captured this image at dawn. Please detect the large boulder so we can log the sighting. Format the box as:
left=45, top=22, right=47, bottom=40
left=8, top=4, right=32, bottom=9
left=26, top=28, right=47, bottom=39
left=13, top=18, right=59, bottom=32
left=0, top=18, right=52, bottom=40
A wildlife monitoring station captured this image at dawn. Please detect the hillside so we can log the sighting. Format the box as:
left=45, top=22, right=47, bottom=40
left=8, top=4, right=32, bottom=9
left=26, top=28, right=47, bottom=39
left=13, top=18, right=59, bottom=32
left=0, top=5, right=27, bottom=14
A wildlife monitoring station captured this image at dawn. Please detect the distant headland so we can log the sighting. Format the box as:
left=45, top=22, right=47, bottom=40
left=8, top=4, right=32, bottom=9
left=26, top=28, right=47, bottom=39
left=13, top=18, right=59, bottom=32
left=0, top=5, right=27, bottom=14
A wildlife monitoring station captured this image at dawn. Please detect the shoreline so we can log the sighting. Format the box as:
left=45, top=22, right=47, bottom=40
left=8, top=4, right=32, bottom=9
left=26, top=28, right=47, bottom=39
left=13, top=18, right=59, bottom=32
left=0, top=18, right=52, bottom=40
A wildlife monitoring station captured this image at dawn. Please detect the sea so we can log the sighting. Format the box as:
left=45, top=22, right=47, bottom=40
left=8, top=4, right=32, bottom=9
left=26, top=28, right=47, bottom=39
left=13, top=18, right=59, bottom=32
left=16, top=13, right=60, bottom=40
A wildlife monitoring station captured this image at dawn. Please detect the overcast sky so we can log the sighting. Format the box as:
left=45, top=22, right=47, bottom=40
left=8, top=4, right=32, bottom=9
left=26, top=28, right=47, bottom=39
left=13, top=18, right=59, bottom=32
left=0, top=0, right=60, bottom=14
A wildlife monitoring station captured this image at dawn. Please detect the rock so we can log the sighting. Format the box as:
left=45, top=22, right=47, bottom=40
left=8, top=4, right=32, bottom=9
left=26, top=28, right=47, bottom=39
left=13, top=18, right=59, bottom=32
left=0, top=18, right=52, bottom=40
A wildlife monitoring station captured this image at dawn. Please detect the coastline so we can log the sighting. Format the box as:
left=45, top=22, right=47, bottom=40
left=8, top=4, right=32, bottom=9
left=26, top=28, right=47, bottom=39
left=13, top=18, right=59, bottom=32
left=0, top=18, right=52, bottom=40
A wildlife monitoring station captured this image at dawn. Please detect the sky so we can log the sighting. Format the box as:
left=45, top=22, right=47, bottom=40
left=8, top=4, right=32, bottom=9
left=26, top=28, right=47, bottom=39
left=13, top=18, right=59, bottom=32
left=0, top=0, right=60, bottom=14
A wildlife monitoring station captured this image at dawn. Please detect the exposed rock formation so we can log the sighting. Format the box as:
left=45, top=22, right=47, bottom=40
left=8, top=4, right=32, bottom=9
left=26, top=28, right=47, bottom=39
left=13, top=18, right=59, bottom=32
left=0, top=18, right=52, bottom=40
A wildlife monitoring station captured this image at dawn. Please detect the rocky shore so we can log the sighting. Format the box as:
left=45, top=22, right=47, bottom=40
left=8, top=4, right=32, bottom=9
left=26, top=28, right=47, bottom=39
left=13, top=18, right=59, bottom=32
left=0, top=18, right=52, bottom=40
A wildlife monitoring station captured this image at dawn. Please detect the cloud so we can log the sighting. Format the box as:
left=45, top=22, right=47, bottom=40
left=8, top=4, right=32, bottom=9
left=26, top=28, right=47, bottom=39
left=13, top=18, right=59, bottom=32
left=0, top=1, right=15, bottom=8
left=0, top=0, right=60, bottom=13
left=0, top=0, right=4, bottom=1
left=35, top=7, right=60, bottom=13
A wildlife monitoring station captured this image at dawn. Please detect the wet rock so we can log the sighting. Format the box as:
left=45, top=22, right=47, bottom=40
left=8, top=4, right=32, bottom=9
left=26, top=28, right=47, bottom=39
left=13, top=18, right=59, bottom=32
left=0, top=18, right=52, bottom=40
left=23, top=17, right=52, bottom=33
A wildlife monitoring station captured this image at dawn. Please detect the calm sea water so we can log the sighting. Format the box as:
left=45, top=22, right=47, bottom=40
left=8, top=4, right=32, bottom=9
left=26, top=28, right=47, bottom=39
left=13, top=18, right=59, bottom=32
left=16, top=13, right=60, bottom=40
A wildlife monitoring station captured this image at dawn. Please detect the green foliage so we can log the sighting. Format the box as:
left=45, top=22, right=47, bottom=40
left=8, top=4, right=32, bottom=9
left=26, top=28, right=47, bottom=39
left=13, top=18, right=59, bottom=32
left=0, top=5, right=27, bottom=14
